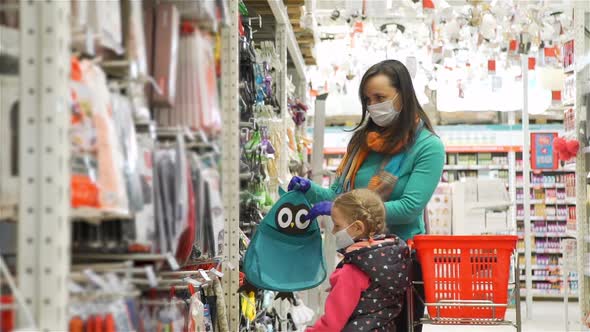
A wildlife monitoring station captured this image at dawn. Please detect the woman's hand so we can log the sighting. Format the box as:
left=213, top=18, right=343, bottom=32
left=288, top=176, right=311, bottom=193
left=305, top=201, right=333, bottom=221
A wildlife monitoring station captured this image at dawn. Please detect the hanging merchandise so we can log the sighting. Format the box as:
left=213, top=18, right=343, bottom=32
left=110, top=93, right=144, bottom=213
left=121, top=0, right=148, bottom=78
left=131, top=133, right=157, bottom=252
left=157, top=22, right=222, bottom=135
left=146, top=3, right=180, bottom=108
left=153, top=132, right=194, bottom=263
left=187, top=292, right=206, bottom=332
left=244, top=188, right=327, bottom=292
left=69, top=58, right=130, bottom=215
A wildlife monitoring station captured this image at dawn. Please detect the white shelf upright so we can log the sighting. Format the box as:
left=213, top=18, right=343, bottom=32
left=221, top=0, right=241, bottom=329
left=17, top=0, right=71, bottom=330
left=573, top=1, right=590, bottom=325
left=276, top=22, right=290, bottom=184
left=521, top=54, right=533, bottom=320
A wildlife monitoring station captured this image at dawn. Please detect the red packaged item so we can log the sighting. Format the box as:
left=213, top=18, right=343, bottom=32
left=0, top=296, right=14, bottom=332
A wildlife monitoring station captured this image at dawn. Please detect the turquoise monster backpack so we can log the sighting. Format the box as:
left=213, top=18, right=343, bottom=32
left=244, top=188, right=327, bottom=292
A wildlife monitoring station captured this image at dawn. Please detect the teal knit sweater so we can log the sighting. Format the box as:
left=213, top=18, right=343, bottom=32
left=305, top=129, right=445, bottom=241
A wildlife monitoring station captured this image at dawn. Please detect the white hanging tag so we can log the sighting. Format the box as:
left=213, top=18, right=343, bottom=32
left=68, top=281, right=85, bottom=293
left=83, top=269, right=109, bottom=290
left=225, top=261, right=236, bottom=270
left=199, top=270, right=212, bottom=282
left=145, top=266, right=158, bottom=288
left=104, top=273, right=123, bottom=292
left=211, top=268, right=224, bottom=278
left=166, top=253, right=180, bottom=271
left=184, top=277, right=202, bottom=287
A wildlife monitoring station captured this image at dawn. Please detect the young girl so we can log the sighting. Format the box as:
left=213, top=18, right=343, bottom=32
left=306, top=189, right=412, bottom=332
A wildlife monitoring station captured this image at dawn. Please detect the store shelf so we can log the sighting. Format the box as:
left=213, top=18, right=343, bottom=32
left=516, top=198, right=576, bottom=205
left=518, top=248, right=562, bottom=254
left=565, top=229, right=578, bottom=239
left=519, top=265, right=561, bottom=270
left=0, top=25, right=18, bottom=58
left=520, top=275, right=576, bottom=282
left=517, top=232, right=575, bottom=238
left=70, top=207, right=133, bottom=223
left=516, top=216, right=567, bottom=221
left=0, top=203, right=17, bottom=222
left=520, top=289, right=579, bottom=298
left=444, top=165, right=509, bottom=171
left=515, top=183, right=568, bottom=189
left=72, top=253, right=169, bottom=262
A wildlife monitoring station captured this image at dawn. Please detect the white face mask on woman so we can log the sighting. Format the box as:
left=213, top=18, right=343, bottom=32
left=367, top=93, right=401, bottom=127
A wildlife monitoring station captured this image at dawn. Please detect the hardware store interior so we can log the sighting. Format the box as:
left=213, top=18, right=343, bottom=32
left=0, top=0, right=590, bottom=331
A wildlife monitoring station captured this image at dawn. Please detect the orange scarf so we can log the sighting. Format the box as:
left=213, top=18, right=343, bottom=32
left=336, top=131, right=412, bottom=192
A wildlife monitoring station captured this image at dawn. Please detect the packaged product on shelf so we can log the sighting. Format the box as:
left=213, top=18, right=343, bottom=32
left=69, top=59, right=130, bottom=214
left=150, top=3, right=179, bottom=108
left=110, top=93, right=144, bottom=212
left=159, top=23, right=221, bottom=135
left=427, top=183, right=452, bottom=235
left=0, top=75, right=18, bottom=210
left=203, top=167, right=225, bottom=257
left=165, top=0, right=217, bottom=29
left=88, top=0, right=124, bottom=55
left=153, top=136, right=192, bottom=261
left=131, top=133, right=156, bottom=252
left=143, top=1, right=155, bottom=102
left=121, top=0, right=148, bottom=78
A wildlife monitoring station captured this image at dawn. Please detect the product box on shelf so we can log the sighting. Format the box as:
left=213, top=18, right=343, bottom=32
left=0, top=76, right=18, bottom=210
left=426, top=183, right=452, bottom=235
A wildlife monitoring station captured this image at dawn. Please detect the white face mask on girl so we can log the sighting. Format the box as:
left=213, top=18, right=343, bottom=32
left=334, top=223, right=357, bottom=250
left=367, top=94, right=401, bottom=127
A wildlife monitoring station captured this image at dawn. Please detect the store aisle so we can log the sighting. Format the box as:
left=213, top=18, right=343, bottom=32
left=424, top=301, right=582, bottom=332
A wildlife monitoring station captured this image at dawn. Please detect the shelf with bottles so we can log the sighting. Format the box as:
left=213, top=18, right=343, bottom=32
left=519, top=289, right=579, bottom=298
left=519, top=269, right=578, bottom=281
left=515, top=205, right=575, bottom=222
left=517, top=238, right=564, bottom=254
left=516, top=189, right=576, bottom=205
left=520, top=279, right=579, bottom=294
left=515, top=172, right=576, bottom=197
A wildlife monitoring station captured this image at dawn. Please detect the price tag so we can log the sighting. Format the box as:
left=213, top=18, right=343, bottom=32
left=83, top=269, right=109, bottom=290
left=183, top=277, right=202, bottom=287
left=145, top=266, right=158, bottom=288
left=211, top=268, right=224, bottom=278
left=105, top=273, right=122, bottom=292
left=199, top=270, right=212, bottom=282
left=68, top=281, right=85, bottom=293
left=166, top=253, right=180, bottom=271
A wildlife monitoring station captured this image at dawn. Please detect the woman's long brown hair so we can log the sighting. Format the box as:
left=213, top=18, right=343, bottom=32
left=347, top=60, right=435, bottom=153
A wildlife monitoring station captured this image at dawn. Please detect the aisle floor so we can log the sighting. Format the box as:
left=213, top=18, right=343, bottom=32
left=423, top=301, right=585, bottom=332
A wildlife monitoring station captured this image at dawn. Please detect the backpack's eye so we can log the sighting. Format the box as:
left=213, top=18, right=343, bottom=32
left=276, top=207, right=293, bottom=229
left=295, top=208, right=310, bottom=230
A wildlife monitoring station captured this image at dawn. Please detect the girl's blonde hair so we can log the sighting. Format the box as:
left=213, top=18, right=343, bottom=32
left=333, top=189, right=386, bottom=238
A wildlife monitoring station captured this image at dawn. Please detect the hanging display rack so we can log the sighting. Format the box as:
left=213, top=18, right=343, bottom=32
left=2, top=0, right=309, bottom=331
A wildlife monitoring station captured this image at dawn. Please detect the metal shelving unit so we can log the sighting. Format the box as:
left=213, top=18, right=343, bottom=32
left=574, top=1, right=590, bottom=325
left=220, top=0, right=241, bottom=329
left=16, top=1, right=72, bottom=329
left=5, top=0, right=308, bottom=330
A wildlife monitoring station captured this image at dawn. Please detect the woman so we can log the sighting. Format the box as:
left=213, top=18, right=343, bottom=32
left=289, top=59, right=444, bottom=331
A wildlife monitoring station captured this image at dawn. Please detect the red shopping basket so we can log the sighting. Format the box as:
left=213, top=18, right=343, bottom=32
left=413, top=235, right=517, bottom=320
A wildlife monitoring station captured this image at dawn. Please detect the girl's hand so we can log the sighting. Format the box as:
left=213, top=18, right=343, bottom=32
left=305, top=201, right=332, bottom=220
